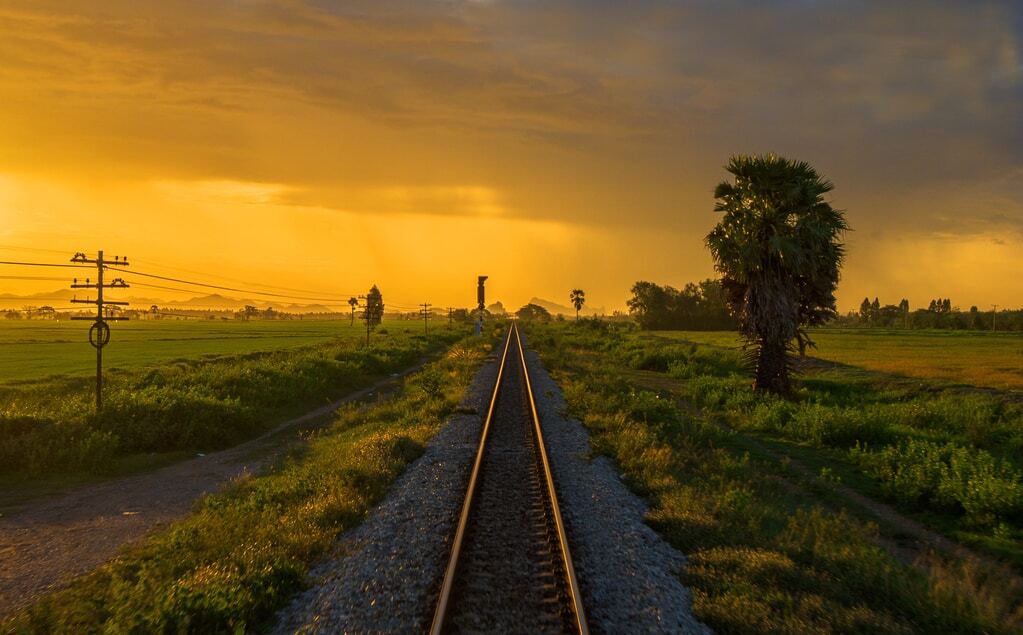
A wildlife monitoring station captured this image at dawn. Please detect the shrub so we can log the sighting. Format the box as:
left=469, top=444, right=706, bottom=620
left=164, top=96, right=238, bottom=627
left=852, top=440, right=1023, bottom=525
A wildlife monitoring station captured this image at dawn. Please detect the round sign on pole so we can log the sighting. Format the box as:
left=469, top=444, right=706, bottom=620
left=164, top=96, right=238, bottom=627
left=89, top=319, right=111, bottom=349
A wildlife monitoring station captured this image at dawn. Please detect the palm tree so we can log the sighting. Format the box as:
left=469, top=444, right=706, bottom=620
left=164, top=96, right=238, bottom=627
left=569, top=289, right=586, bottom=320
left=706, top=154, right=848, bottom=395
left=348, top=296, right=359, bottom=326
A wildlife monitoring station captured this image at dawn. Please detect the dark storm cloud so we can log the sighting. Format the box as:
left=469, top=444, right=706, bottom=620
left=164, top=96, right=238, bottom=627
left=0, top=0, right=1019, bottom=235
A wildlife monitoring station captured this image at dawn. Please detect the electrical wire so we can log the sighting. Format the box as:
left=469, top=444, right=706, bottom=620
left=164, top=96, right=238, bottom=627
left=1, top=259, right=429, bottom=310
left=0, top=275, right=69, bottom=282
left=128, top=256, right=360, bottom=298
left=0, top=260, right=91, bottom=269
left=127, top=258, right=424, bottom=308
left=0, top=244, right=74, bottom=256
left=124, top=270, right=356, bottom=303
left=0, top=296, right=75, bottom=302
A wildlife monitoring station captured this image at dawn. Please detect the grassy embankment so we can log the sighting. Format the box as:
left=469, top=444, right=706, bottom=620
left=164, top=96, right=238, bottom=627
left=3, top=328, right=500, bottom=632
left=526, top=321, right=1023, bottom=633
left=0, top=322, right=467, bottom=478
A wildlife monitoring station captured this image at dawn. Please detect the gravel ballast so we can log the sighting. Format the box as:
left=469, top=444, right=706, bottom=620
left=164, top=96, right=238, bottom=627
left=273, top=348, right=502, bottom=634
left=274, top=334, right=709, bottom=634
left=522, top=342, right=709, bottom=634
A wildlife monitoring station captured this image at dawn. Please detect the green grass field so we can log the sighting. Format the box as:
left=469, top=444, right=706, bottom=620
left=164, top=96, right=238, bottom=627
left=649, top=328, right=1023, bottom=392
left=0, top=319, right=412, bottom=383
left=0, top=320, right=468, bottom=476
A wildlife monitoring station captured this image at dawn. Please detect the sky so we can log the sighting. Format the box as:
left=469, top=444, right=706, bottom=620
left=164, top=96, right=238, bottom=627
left=0, top=0, right=1020, bottom=313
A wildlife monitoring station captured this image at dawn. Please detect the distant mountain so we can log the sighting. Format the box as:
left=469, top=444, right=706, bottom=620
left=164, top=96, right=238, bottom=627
left=0, top=289, right=74, bottom=301
left=0, top=288, right=341, bottom=313
left=527, top=297, right=603, bottom=317
left=165, top=293, right=249, bottom=309
left=0, top=288, right=75, bottom=308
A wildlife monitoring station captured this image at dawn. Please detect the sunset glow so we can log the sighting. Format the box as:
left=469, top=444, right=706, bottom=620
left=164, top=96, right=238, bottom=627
left=1, top=1, right=1020, bottom=311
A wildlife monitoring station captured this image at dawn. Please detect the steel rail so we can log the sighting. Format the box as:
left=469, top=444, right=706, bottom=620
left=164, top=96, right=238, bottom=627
left=515, top=324, right=589, bottom=634
left=430, top=326, right=514, bottom=634
left=429, top=323, right=588, bottom=634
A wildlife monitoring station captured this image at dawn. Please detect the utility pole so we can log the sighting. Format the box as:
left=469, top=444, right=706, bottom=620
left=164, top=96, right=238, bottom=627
left=69, top=250, right=130, bottom=412
left=992, top=305, right=999, bottom=331
left=448, top=307, right=453, bottom=325
left=420, top=303, right=432, bottom=335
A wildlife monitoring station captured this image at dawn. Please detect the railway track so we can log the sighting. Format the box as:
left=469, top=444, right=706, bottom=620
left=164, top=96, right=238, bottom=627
left=430, top=323, right=588, bottom=634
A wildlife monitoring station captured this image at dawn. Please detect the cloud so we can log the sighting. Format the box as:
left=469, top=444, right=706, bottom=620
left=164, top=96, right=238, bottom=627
left=0, top=0, right=1019, bottom=306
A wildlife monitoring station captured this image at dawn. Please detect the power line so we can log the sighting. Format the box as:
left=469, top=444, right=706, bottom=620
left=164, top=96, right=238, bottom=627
left=126, top=280, right=343, bottom=305
left=0, top=244, right=75, bottom=256
left=0, top=260, right=92, bottom=269
left=128, top=256, right=358, bottom=298
left=119, top=259, right=425, bottom=308
left=0, top=259, right=362, bottom=304
left=2, top=258, right=423, bottom=309
left=0, top=275, right=69, bottom=281
left=124, top=269, right=352, bottom=303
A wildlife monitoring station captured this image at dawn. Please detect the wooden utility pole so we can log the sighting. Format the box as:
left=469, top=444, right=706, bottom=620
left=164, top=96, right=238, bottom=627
left=421, top=303, right=432, bottom=334
left=448, top=307, right=453, bottom=325
left=69, top=250, right=130, bottom=411
left=992, top=305, right=999, bottom=331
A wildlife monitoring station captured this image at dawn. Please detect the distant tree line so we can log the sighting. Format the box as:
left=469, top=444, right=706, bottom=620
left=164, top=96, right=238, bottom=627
left=839, top=296, right=1023, bottom=331
left=626, top=279, right=738, bottom=330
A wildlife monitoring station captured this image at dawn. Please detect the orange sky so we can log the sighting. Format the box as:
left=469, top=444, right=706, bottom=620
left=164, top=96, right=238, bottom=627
left=1, top=1, right=1021, bottom=312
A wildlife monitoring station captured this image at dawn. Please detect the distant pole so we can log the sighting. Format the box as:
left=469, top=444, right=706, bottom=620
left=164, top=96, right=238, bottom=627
left=69, top=250, right=130, bottom=411
left=448, top=307, right=453, bottom=325
left=992, top=305, right=998, bottom=331
left=420, top=303, right=432, bottom=334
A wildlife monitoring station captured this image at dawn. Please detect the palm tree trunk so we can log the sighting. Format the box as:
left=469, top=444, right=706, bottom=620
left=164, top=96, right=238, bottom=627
left=755, top=337, right=791, bottom=395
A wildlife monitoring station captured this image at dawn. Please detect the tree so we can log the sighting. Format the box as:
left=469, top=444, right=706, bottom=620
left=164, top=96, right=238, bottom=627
left=515, top=303, right=551, bottom=322
left=348, top=296, right=359, bottom=326
left=627, top=281, right=675, bottom=329
left=364, top=286, right=384, bottom=323
left=859, top=297, right=871, bottom=324
left=706, top=154, right=848, bottom=394
left=569, top=289, right=586, bottom=320
left=626, top=279, right=737, bottom=330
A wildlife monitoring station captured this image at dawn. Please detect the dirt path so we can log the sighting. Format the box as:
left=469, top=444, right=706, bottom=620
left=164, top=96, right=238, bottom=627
left=0, top=361, right=431, bottom=619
